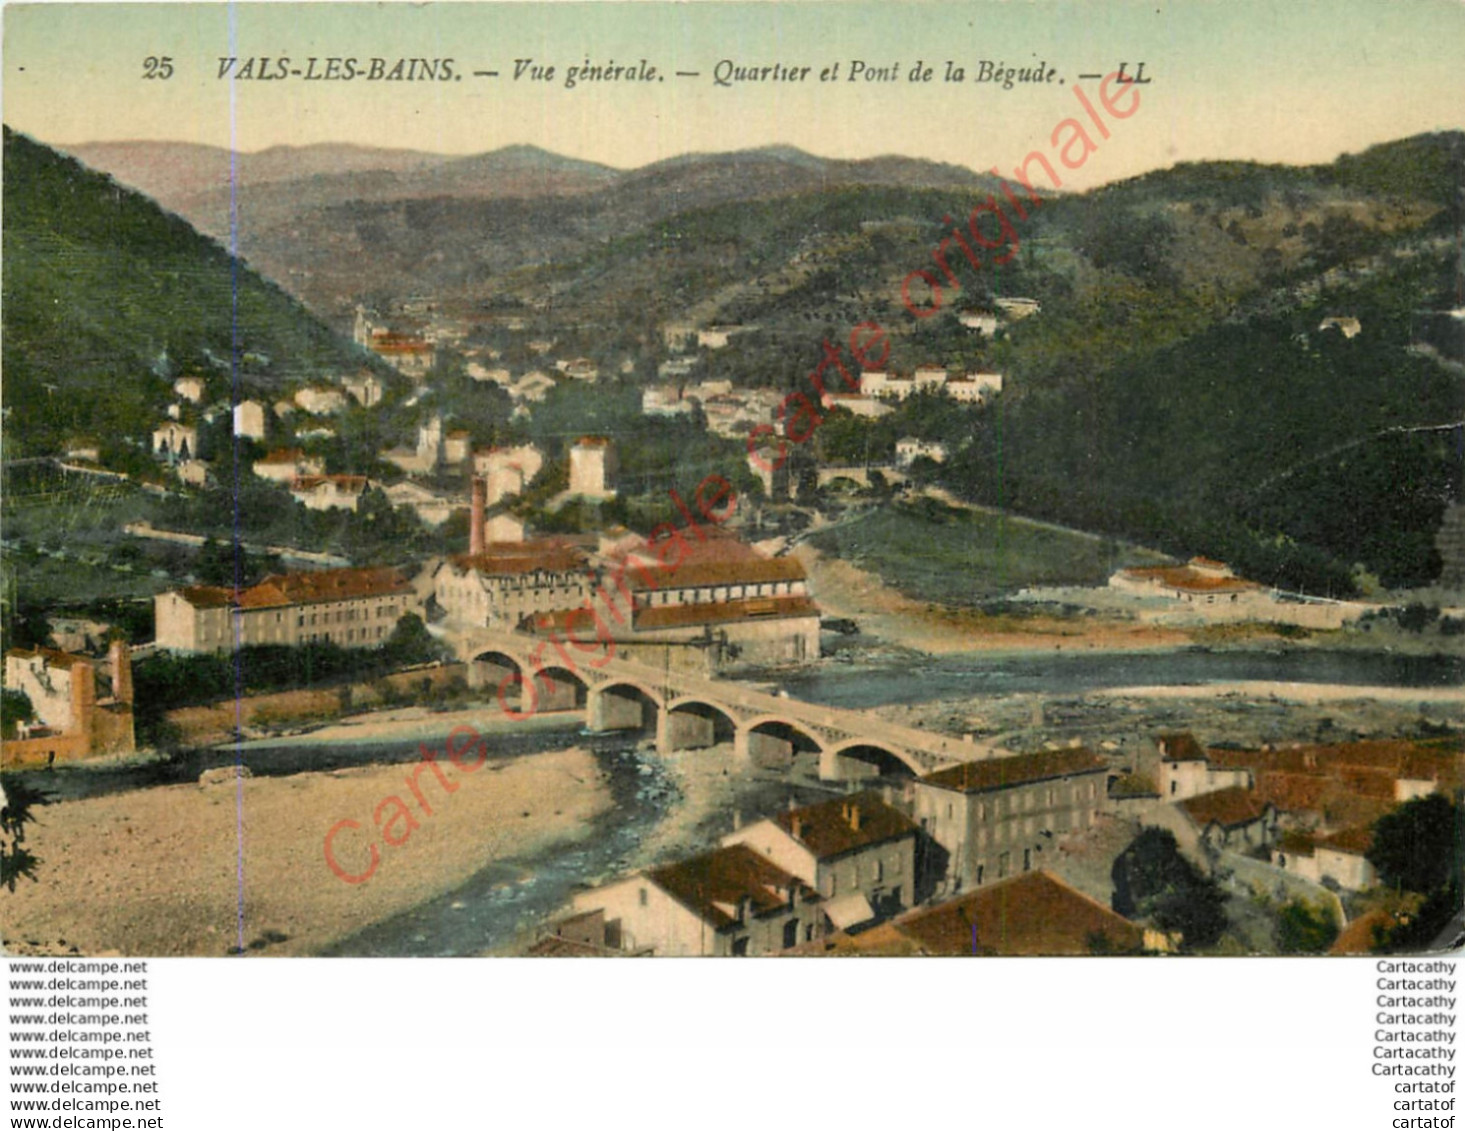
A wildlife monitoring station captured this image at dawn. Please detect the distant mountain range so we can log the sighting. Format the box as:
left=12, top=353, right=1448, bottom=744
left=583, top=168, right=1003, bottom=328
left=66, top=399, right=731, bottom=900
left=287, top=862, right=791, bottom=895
left=58, top=140, right=996, bottom=318
left=13, top=127, right=1464, bottom=592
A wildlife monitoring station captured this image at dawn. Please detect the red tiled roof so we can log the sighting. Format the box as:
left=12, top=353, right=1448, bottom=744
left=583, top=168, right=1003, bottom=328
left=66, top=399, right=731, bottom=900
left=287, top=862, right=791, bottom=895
left=236, top=566, right=411, bottom=610
left=290, top=475, right=369, bottom=494
left=649, top=844, right=813, bottom=930
left=1156, top=732, right=1206, bottom=762
left=1256, top=771, right=1331, bottom=813
left=175, top=585, right=235, bottom=609
left=625, top=553, right=807, bottom=592
left=1117, top=564, right=1260, bottom=594
left=889, top=872, right=1143, bottom=956
left=5, top=645, right=87, bottom=669
left=772, top=792, right=917, bottom=860
left=448, top=541, right=588, bottom=577
left=259, top=448, right=305, bottom=464
left=922, top=748, right=1106, bottom=794
left=633, top=596, right=819, bottom=632
left=1316, top=826, right=1374, bottom=856
left=1180, top=787, right=1270, bottom=829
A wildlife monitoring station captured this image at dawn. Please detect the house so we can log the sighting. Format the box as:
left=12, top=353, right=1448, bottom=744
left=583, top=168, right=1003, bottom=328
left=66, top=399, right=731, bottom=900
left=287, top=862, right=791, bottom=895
left=642, top=385, right=695, bottom=418
left=382, top=415, right=448, bottom=476
left=289, top=474, right=372, bottom=513
left=723, top=792, right=919, bottom=926
left=539, top=534, right=822, bottom=670
left=1270, top=826, right=1378, bottom=890
left=173, top=375, right=207, bottom=403
left=569, top=844, right=824, bottom=956
left=1110, top=557, right=1264, bottom=604
left=945, top=371, right=1003, bottom=403
left=657, top=356, right=697, bottom=380
left=175, top=459, right=210, bottom=487
left=433, top=541, right=593, bottom=631
left=441, top=430, right=472, bottom=468
left=859, top=370, right=915, bottom=400
left=1151, top=732, right=1253, bottom=801
left=2, top=641, right=135, bottom=765
left=232, top=399, right=268, bottom=440
left=806, top=871, right=1145, bottom=956
left=368, top=332, right=435, bottom=378
left=294, top=386, right=348, bottom=415
left=509, top=370, right=556, bottom=403
left=151, top=421, right=198, bottom=462
left=696, top=325, right=746, bottom=350
left=895, top=437, right=948, bottom=467
left=1178, top=787, right=1279, bottom=853
left=62, top=441, right=101, bottom=463
left=253, top=448, right=323, bottom=483
left=383, top=481, right=458, bottom=527
left=342, top=372, right=385, bottom=408
left=474, top=444, right=545, bottom=503
left=821, top=392, right=894, bottom=418
left=958, top=310, right=1000, bottom=335
left=911, top=746, right=1109, bottom=892
left=525, top=909, right=649, bottom=957
left=154, top=566, right=417, bottom=653
left=912, top=365, right=949, bottom=392
left=994, top=296, right=1041, bottom=320
left=569, top=436, right=617, bottom=499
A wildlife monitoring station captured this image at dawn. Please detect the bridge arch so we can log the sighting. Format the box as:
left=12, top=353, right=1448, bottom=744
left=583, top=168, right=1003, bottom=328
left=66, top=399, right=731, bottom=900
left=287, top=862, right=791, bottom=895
left=587, top=680, right=663, bottom=735
left=822, top=738, right=922, bottom=780
left=468, top=649, right=527, bottom=693
left=739, top=714, right=825, bottom=772
left=661, top=697, right=739, bottom=752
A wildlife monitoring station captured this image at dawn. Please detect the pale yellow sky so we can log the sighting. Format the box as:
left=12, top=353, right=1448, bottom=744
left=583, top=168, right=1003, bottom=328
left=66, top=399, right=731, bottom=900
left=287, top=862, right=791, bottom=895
left=4, top=1, right=1464, bottom=186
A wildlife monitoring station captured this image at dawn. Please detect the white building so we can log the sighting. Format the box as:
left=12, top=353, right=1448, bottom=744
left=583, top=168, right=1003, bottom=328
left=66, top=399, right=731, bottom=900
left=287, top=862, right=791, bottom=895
left=895, top=437, right=948, bottom=467
left=232, top=400, right=268, bottom=440
left=723, top=792, right=920, bottom=925
left=294, top=386, right=348, bottom=415
left=289, top=475, right=371, bottom=513
left=569, top=436, right=617, bottom=499
left=151, top=421, right=198, bottom=461
left=253, top=448, right=323, bottom=484
left=173, top=376, right=207, bottom=403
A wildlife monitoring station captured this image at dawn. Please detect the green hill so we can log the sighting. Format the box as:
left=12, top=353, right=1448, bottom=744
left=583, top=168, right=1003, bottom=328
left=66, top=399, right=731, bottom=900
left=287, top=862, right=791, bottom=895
left=1, top=127, right=368, bottom=459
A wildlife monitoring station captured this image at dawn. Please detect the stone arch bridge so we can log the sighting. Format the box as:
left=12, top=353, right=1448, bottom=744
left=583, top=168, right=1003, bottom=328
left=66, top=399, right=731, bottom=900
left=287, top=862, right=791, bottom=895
left=442, top=626, right=998, bottom=782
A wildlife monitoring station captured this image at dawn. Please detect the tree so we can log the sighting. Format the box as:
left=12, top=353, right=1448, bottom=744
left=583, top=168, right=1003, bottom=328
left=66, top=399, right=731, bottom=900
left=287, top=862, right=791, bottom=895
left=382, top=613, right=445, bottom=668
left=1367, top=795, right=1463, bottom=894
left=1, top=689, right=35, bottom=740
left=1111, top=828, right=1229, bottom=950
left=1, top=776, right=50, bottom=892
left=1276, top=898, right=1340, bottom=954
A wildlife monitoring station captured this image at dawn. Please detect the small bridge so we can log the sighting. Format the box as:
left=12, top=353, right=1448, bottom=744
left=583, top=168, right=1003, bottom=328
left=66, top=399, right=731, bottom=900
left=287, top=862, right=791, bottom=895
left=815, top=464, right=908, bottom=490
left=442, top=625, right=999, bottom=782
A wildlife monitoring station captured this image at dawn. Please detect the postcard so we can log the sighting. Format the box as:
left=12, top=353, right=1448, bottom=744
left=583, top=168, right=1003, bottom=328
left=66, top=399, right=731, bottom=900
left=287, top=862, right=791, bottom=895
left=1, top=0, right=1462, bottom=968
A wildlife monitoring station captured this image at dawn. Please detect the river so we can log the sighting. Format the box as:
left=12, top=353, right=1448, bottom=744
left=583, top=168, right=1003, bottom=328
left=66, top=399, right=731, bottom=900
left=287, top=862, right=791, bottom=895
left=774, top=645, right=1464, bottom=709
left=9, top=644, right=1459, bottom=955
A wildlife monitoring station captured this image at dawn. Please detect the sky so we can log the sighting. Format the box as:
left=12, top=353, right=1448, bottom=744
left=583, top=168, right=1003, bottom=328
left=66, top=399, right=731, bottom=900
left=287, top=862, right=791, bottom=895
left=3, top=0, right=1465, bottom=187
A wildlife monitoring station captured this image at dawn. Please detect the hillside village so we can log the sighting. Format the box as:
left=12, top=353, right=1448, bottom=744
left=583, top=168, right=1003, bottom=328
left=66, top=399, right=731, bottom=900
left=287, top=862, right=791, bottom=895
left=1, top=126, right=1462, bottom=959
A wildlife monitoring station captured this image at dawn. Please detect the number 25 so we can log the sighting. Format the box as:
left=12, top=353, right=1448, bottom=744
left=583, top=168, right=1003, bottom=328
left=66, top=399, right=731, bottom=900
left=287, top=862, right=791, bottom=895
left=142, top=56, right=174, bottom=80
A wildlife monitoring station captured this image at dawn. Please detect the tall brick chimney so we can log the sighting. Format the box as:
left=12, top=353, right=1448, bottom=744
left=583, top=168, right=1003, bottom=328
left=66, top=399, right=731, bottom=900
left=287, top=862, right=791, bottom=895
left=469, top=476, right=487, bottom=555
